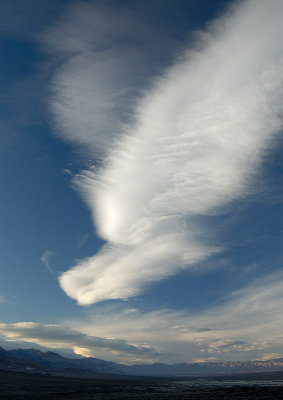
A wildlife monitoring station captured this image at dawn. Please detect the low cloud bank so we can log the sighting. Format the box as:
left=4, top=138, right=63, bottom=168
left=0, top=322, right=160, bottom=362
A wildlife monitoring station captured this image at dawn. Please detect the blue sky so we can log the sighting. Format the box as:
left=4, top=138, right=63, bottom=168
left=0, top=0, right=283, bottom=364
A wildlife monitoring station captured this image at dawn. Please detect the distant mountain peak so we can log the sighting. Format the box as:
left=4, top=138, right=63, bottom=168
left=2, top=347, right=283, bottom=377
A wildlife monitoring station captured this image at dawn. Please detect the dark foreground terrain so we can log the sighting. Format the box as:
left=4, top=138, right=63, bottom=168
left=1, top=369, right=283, bottom=399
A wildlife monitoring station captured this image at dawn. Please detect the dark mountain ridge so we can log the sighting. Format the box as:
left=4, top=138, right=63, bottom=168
left=1, top=346, right=283, bottom=377
left=0, top=347, right=124, bottom=377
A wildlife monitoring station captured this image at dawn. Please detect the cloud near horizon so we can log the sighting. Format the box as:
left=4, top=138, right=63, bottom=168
left=0, top=322, right=160, bottom=363
left=65, top=271, right=283, bottom=363
left=2, top=270, right=283, bottom=364
left=43, top=0, right=283, bottom=305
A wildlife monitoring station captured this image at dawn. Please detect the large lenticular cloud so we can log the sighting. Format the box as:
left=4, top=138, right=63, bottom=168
left=46, top=0, right=283, bottom=305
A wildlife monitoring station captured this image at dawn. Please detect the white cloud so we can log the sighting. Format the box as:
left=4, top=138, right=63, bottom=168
left=44, top=0, right=283, bottom=304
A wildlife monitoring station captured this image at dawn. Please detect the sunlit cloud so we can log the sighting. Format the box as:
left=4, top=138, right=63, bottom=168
left=43, top=0, right=283, bottom=305
left=2, top=271, right=283, bottom=364
left=67, top=271, right=283, bottom=363
left=205, top=340, right=269, bottom=354
left=0, top=322, right=160, bottom=363
left=261, top=353, right=283, bottom=361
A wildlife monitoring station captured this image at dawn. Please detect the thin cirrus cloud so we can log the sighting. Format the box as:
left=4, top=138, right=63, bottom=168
left=68, top=271, right=283, bottom=363
left=40, top=250, right=55, bottom=275
left=40, top=1, right=176, bottom=156
left=1, top=271, right=283, bottom=363
left=42, top=0, right=283, bottom=305
left=0, top=294, right=6, bottom=304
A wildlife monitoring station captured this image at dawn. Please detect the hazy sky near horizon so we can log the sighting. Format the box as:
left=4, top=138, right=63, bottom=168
left=1, top=0, right=283, bottom=364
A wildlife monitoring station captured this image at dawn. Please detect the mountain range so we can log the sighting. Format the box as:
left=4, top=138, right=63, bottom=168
left=1, top=347, right=283, bottom=377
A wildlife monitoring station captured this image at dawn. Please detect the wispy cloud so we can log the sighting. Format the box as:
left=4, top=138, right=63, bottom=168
left=2, top=270, right=283, bottom=363
left=43, top=0, right=283, bottom=305
left=0, top=294, right=6, bottom=304
left=65, top=271, right=283, bottom=363
left=75, top=234, right=89, bottom=251
left=41, top=250, right=55, bottom=275
left=40, top=2, right=176, bottom=157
